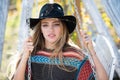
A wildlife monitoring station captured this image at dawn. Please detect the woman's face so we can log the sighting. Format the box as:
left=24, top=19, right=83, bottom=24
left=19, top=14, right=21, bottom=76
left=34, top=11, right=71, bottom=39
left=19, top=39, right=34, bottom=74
left=41, top=18, right=63, bottom=45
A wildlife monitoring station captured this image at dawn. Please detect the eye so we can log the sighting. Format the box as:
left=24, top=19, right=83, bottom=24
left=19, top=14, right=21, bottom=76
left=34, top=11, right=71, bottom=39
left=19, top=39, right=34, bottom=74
left=53, top=22, right=61, bottom=26
left=54, top=23, right=60, bottom=26
left=42, top=24, right=48, bottom=27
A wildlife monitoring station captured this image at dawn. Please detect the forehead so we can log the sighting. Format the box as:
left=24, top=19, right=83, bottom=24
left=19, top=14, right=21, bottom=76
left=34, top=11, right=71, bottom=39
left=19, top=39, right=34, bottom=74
left=41, top=18, right=61, bottom=23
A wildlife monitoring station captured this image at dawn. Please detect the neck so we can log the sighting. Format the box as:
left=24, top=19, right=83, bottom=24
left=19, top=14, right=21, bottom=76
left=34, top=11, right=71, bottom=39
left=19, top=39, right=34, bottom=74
left=45, top=41, right=55, bottom=50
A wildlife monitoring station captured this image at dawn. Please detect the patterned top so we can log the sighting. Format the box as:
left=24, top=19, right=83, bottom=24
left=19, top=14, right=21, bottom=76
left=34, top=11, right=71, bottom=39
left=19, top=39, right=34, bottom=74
left=25, top=50, right=95, bottom=80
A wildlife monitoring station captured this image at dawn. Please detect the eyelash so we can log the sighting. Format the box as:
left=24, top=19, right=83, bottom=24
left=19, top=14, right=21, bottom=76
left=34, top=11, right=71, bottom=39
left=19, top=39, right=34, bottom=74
left=54, top=23, right=60, bottom=26
left=42, top=25, right=48, bottom=27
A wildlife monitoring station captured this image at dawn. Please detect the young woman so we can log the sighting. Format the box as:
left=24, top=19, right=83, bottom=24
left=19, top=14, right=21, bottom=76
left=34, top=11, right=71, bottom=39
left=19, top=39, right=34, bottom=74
left=13, top=3, right=108, bottom=80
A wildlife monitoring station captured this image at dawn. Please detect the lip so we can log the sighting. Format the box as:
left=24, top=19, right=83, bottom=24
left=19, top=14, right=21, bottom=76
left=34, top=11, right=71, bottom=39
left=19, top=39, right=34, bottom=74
left=48, top=34, right=56, bottom=38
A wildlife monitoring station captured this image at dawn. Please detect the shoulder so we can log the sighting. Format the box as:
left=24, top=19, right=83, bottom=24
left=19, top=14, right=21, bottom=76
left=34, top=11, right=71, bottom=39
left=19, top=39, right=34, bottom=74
left=63, top=44, right=85, bottom=60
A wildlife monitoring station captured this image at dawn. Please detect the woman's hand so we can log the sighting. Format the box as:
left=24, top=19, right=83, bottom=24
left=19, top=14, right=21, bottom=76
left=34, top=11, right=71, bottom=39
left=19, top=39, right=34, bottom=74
left=80, top=30, right=95, bottom=56
left=21, top=36, right=34, bottom=60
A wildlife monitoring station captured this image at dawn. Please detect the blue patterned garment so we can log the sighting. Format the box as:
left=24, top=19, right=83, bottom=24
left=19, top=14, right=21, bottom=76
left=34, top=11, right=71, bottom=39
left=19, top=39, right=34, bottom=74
left=25, top=55, right=95, bottom=80
left=31, top=55, right=87, bottom=69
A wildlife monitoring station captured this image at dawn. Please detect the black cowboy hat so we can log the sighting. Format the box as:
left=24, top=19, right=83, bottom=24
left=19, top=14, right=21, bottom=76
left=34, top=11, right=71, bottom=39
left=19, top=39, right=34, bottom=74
left=30, top=3, right=76, bottom=34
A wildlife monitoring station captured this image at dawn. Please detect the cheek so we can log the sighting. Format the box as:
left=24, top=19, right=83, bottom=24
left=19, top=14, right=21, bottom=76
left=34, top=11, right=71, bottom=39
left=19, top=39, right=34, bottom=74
left=56, top=27, right=62, bottom=35
left=60, top=26, right=63, bottom=35
left=41, top=28, right=46, bottom=36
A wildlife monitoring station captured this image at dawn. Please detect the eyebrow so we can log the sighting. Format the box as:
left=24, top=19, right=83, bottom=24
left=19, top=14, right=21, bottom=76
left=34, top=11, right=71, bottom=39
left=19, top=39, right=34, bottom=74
left=53, top=20, right=61, bottom=23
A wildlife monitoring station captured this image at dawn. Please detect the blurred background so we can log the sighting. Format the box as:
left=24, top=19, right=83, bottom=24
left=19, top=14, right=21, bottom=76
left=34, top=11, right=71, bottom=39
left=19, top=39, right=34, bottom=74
left=0, top=0, right=120, bottom=80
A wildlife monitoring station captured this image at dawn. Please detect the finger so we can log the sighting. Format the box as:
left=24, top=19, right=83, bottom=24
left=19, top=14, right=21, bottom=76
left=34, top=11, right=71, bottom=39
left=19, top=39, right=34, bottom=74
left=82, top=34, right=89, bottom=38
left=24, top=46, right=34, bottom=53
left=23, top=41, right=34, bottom=49
left=82, top=36, right=91, bottom=46
left=26, top=42, right=33, bottom=46
left=25, top=36, right=33, bottom=42
left=80, top=29, right=91, bottom=47
left=81, top=33, right=89, bottom=42
left=23, top=42, right=33, bottom=49
left=80, top=29, right=84, bottom=36
left=27, top=45, right=34, bottom=49
left=28, top=36, right=33, bottom=39
left=80, top=29, right=87, bottom=35
left=28, top=47, right=34, bottom=52
left=83, top=32, right=88, bottom=37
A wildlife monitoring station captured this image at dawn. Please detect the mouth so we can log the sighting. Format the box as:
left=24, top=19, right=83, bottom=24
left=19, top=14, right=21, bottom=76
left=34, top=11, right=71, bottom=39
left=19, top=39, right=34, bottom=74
left=48, top=34, right=56, bottom=38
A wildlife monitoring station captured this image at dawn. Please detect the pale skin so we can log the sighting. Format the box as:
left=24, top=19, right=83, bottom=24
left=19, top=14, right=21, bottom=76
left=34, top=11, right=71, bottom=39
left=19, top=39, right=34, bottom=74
left=13, top=18, right=108, bottom=80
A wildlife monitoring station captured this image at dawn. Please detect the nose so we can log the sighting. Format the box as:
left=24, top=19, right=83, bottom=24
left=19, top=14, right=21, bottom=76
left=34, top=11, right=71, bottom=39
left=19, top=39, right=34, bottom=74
left=49, top=25, right=54, bottom=32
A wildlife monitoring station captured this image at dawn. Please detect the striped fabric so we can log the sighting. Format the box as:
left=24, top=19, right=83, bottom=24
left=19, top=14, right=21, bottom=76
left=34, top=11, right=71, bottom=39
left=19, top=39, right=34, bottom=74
left=25, top=51, right=95, bottom=80
left=31, top=55, right=83, bottom=69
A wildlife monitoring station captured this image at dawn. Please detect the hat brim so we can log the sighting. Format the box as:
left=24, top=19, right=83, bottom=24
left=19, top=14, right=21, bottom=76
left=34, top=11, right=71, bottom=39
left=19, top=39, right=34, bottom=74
left=29, top=16, right=76, bottom=34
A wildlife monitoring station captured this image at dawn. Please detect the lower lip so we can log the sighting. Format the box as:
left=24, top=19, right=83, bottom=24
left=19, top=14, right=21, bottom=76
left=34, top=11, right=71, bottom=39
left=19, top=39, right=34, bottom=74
left=48, top=35, right=56, bottom=38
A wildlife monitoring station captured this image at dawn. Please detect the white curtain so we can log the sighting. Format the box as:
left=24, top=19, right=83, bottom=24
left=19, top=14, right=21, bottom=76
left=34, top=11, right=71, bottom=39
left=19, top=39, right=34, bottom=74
left=102, top=0, right=120, bottom=37
left=0, top=0, right=9, bottom=66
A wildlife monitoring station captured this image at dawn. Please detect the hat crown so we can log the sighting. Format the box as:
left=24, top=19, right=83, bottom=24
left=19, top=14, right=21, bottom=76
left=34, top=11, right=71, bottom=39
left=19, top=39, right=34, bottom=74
left=30, top=3, right=76, bottom=34
left=39, top=3, right=64, bottom=19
